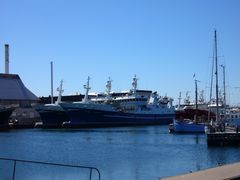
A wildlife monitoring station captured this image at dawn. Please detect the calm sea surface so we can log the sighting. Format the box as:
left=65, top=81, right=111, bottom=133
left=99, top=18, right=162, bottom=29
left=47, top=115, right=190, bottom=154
left=1, top=126, right=240, bottom=180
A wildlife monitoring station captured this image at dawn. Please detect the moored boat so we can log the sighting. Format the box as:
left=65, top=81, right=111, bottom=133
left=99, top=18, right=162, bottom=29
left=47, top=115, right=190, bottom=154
left=170, top=79, right=215, bottom=133
left=35, top=80, right=69, bottom=128
left=170, top=107, right=215, bottom=133
left=60, top=76, right=175, bottom=128
left=172, top=118, right=205, bottom=133
left=35, top=104, right=69, bottom=128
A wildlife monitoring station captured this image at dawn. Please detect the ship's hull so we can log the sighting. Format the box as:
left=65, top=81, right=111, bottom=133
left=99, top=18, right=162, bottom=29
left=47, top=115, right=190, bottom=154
left=61, top=106, right=174, bottom=128
left=172, top=119, right=205, bottom=133
left=0, top=107, right=13, bottom=130
left=35, top=105, right=69, bottom=128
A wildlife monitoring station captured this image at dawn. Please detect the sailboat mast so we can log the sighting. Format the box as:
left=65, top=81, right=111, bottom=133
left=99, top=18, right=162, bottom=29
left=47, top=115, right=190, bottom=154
left=195, top=79, right=198, bottom=110
left=195, top=79, right=198, bottom=123
left=214, top=30, right=219, bottom=122
left=221, top=64, right=226, bottom=109
left=221, top=64, right=226, bottom=131
left=208, top=48, right=215, bottom=122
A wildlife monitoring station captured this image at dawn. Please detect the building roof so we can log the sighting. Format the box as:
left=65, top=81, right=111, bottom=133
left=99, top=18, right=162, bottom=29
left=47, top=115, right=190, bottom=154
left=0, top=73, right=38, bottom=101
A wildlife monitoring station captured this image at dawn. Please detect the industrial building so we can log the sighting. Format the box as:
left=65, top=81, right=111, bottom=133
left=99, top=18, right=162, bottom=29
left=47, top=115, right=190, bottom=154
left=0, top=73, right=38, bottom=107
left=0, top=44, right=40, bottom=128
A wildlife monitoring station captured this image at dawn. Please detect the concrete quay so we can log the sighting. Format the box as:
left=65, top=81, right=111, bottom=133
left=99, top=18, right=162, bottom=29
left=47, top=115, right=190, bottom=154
left=160, top=162, right=240, bottom=180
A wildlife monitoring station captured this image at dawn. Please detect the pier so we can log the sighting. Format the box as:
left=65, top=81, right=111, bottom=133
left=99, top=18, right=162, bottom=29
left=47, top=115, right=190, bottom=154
left=207, top=131, right=240, bottom=146
left=160, top=162, right=240, bottom=180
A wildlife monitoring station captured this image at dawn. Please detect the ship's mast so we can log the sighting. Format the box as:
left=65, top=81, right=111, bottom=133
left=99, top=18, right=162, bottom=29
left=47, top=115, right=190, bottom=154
left=195, top=79, right=198, bottom=110
left=199, top=90, right=204, bottom=103
left=132, top=75, right=138, bottom=95
left=221, top=64, right=226, bottom=131
left=194, top=79, right=199, bottom=123
left=83, top=76, right=91, bottom=103
left=105, top=77, right=112, bottom=101
left=105, top=77, right=112, bottom=95
left=56, top=80, right=64, bottom=104
left=184, top=91, right=190, bottom=105
left=214, top=30, right=219, bottom=122
left=177, top=92, right=182, bottom=110
left=221, top=65, right=226, bottom=109
left=208, top=43, right=215, bottom=122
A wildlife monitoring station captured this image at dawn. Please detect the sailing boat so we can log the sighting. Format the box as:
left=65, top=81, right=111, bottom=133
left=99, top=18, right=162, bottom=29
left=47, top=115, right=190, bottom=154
left=205, top=30, right=228, bottom=134
left=170, top=80, right=214, bottom=133
left=170, top=31, right=219, bottom=133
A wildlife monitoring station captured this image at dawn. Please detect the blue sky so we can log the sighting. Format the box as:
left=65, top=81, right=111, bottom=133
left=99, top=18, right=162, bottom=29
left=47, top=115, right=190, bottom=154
left=1, top=0, right=240, bottom=105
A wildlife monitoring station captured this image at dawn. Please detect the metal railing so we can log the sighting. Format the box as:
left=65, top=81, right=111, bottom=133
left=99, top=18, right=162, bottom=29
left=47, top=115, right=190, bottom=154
left=0, top=157, right=101, bottom=180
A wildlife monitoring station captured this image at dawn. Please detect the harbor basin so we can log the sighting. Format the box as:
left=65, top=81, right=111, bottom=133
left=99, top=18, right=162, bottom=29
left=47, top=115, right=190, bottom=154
left=1, top=125, right=240, bottom=180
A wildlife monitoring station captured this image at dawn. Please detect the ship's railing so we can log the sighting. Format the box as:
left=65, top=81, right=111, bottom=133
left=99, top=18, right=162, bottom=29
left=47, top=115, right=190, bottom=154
left=0, top=157, right=101, bottom=180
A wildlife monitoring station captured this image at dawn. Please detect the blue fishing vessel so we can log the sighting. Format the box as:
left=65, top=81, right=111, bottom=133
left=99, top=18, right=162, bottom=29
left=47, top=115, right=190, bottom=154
left=170, top=79, right=216, bottom=133
left=172, top=119, right=205, bottom=133
left=169, top=106, right=215, bottom=133
left=60, top=76, right=175, bottom=128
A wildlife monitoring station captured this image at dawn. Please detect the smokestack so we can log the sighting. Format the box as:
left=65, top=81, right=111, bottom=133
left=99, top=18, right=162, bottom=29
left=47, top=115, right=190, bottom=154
left=5, top=44, right=9, bottom=74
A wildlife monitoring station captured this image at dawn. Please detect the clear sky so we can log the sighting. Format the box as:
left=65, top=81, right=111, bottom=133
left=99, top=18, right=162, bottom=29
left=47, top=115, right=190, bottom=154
left=1, top=0, right=240, bottom=105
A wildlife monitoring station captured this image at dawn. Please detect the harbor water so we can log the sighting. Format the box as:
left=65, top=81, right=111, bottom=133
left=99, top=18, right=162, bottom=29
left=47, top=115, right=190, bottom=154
left=1, top=126, right=240, bottom=180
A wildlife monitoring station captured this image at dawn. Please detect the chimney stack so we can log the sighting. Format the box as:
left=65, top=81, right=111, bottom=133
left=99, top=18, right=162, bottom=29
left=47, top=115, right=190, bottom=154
left=5, top=44, right=9, bottom=74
